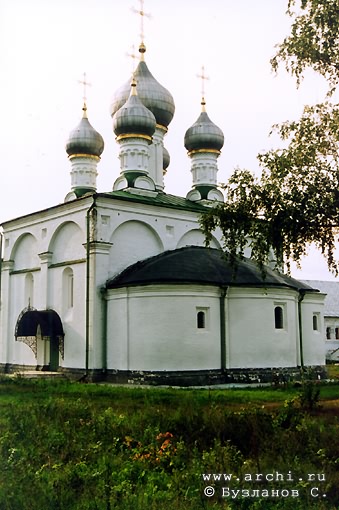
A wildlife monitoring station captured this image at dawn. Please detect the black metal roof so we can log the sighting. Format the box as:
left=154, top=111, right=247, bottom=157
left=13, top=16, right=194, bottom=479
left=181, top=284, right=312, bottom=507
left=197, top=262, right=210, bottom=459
left=107, top=246, right=317, bottom=291
left=15, top=309, right=64, bottom=339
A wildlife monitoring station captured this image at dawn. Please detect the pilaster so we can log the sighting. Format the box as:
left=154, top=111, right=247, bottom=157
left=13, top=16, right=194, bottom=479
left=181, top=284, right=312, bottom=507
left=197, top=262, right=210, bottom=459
left=37, top=251, right=53, bottom=309
left=149, top=126, right=167, bottom=190
left=87, top=241, right=112, bottom=372
left=0, top=260, right=14, bottom=364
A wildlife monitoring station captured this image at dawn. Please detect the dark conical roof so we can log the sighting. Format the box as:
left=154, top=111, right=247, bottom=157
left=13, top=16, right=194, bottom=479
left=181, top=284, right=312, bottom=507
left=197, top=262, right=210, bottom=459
left=110, top=60, right=175, bottom=128
left=107, top=246, right=317, bottom=291
left=66, top=106, right=104, bottom=157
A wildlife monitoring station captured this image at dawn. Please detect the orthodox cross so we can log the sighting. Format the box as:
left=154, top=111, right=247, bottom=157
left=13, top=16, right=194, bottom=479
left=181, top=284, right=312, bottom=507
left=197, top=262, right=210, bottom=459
left=197, top=65, right=209, bottom=101
left=78, top=72, right=91, bottom=107
left=131, top=0, right=151, bottom=45
left=126, top=44, right=138, bottom=73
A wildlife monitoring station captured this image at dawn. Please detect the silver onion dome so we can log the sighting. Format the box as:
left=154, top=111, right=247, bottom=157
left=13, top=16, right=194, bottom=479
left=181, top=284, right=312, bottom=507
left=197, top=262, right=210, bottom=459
left=113, top=80, right=156, bottom=139
left=184, top=100, right=224, bottom=153
left=163, top=145, right=170, bottom=171
left=66, top=105, right=104, bottom=157
left=110, top=59, right=175, bottom=129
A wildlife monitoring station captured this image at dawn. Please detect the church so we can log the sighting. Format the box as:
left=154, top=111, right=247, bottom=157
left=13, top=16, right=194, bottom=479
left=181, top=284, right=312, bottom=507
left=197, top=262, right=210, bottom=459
left=0, top=37, right=326, bottom=384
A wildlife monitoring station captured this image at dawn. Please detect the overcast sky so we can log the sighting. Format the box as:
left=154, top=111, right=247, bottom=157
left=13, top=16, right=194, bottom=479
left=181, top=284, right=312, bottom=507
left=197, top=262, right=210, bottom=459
left=0, top=0, right=335, bottom=279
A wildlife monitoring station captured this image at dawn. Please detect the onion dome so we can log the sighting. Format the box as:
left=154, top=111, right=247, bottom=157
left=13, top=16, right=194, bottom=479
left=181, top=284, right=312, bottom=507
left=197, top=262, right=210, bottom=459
left=110, top=47, right=175, bottom=129
left=66, top=104, right=104, bottom=158
left=184, top=99, right=224, bottom=153
left=163, top=146, right=170, bottom=171
left=113, top=79, right=156, bottom=140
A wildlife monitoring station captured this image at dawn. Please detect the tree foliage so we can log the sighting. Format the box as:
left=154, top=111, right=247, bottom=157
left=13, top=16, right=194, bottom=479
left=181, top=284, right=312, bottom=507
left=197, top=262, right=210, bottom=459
left=271, top=0, right=339, bottom=96
left=201, top=0, right=339, bottom=274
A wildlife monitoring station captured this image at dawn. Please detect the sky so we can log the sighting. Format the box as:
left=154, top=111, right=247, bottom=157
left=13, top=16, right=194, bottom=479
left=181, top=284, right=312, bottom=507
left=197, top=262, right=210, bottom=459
left=0, top=0, right=335, bottom=280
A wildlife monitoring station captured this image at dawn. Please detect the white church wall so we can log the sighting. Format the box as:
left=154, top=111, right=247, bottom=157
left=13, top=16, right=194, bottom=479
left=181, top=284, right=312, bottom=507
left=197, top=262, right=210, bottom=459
left=6, top=270, right=42, bottom=366
left=1, top=201, right=89, bottom=370
left=87, top=242, right=112, bottom=371
left=96, top=196, right=219, bottom=278
left=106, top=290, right=129, bottom=371
left=12, top=339, right=37, bottom=367
left=227, top=288, right=299, bottom=369
left=109, top=220, right=164, bottom=278
left=177, top=229, right=221, bottom=249
left=48, top=263, right=86, bottom=369
left=301, top=293, right=326, bottom=366
left=106, top=285, right=221, bottom=372
left=12, top=233, right=40, bottom=271
left=48, top=221, right=85, bottom=264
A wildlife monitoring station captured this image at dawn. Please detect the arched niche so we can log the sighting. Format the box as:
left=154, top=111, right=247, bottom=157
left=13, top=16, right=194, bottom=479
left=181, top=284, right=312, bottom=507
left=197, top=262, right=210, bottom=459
left=49, top=221, right=84, bottom=264
left=109, top=220, right=164, bottom=277
left=177, top=229, right=221, bottom=249
left=11, top=233, right=39, bottom=271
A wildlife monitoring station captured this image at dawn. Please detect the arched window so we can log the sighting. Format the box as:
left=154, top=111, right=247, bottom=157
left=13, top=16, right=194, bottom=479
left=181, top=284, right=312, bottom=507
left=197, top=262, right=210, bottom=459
left=274, top=306, right=284, bottom=329
left=24, top=273, right=34, bottom=307
left=313, top=314, right=319, bottom=331
left=62, top=267, right=74, bottom=310
left=197, top=311, right=206, bottom=329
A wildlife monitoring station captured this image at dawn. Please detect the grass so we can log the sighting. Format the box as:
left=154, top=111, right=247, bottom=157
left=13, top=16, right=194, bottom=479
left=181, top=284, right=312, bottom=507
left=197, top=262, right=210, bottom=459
left=0, top=377, right=339, bottom=509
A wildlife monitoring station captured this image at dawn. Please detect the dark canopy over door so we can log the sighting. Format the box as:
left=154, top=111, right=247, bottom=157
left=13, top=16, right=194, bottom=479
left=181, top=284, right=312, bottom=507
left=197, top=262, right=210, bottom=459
left=15, top=309, right=64, bottom=368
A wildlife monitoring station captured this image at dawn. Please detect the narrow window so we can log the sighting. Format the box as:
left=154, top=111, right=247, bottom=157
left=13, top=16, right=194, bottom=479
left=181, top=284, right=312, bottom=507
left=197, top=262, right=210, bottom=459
left=63, top=267, right=74, bottom=311
left=313, top=314, right=319, bottom=331
left=274, top=306, right=284, bottom=329
left=327, top=327, right=331, bottom=340
left=336, top=328, right=339, bottom=340
left=68, top=273, right=74, bottom=308
left=197, top=311, right=205, bottom=329
left=25, top=273, right=34, bottom=307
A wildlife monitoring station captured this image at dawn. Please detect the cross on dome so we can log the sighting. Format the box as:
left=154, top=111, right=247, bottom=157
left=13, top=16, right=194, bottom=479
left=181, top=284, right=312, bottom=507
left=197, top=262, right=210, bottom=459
left=197, top=65, right=209, bottom=111
left=126, top=44, right=138, bottom=74
left=78, top=72, right=92, bottom=114
left=131, top=0, right=151, bottom=59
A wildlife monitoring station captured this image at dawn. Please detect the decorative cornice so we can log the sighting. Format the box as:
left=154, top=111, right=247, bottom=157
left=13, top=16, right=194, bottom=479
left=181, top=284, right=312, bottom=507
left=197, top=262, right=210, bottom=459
left=11, top=267, right=41, bottom=275
left=2, top=260, right=14, bottom=271
left=155, top=124, right=168, bottom=133
left=38, top=251, right=53, bottom=263
left=116, top=133, right=153, bottom=142
left=187, top=148, right=221, bottom=156
left=83, top=241, right=113, bottom=255
left=68, top=154, right=101, bottom=161
left=49, top=258, right=86, bottom=269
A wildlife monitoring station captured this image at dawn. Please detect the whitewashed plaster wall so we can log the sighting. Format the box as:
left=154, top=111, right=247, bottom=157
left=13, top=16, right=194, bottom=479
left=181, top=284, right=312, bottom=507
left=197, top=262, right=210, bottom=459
left=301, top=293, right=326, bottom=366
left=106, top=285, right=221, bottom=372
left=1, top=194, right=215, bottom=371
left=226, top=288, right=300, bottom=369
left=1, top=201, right=89, bottom=368
left=177, top=229, right=221, bottom=249
left=3, top=193, right=324, bottom=374
left=227, top=288, right=325, bottom=369
left=95, top=197, right=221, bottom=279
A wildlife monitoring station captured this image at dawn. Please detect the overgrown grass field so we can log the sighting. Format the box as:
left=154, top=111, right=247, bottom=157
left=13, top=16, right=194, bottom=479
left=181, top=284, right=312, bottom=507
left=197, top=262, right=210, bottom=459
left=0, top=376, right=339, bottom=509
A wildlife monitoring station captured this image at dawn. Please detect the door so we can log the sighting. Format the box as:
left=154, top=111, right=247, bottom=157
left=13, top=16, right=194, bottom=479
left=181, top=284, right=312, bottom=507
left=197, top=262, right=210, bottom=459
left=49, top=335, right=59, bottom=371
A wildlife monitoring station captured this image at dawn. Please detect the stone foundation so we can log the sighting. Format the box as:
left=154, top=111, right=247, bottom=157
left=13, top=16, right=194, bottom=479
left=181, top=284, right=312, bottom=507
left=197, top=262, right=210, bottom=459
left=104, top=366, right=328, bottom=386
left=0, top=364, right=327, bottom=386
